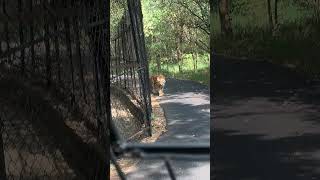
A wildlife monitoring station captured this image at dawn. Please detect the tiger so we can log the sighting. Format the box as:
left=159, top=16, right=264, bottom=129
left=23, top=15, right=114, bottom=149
left=150, top=74, right=166, bottom=96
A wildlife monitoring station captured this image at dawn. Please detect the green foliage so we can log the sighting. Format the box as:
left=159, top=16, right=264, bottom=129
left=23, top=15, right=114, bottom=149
left=111, top=0, right=210, bottom=83
left=149, top=53, right=210, bottom=85
left=111, top=0, right=126, bottom=38
left=212, top=0, right=320, bottom=77
left=142, top=0, right=210, bottom=84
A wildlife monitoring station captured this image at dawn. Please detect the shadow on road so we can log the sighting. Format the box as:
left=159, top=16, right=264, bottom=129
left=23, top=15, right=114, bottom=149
left=213, top=56, right=320, bottom=180
left=214, top=130, right=320, bottom=180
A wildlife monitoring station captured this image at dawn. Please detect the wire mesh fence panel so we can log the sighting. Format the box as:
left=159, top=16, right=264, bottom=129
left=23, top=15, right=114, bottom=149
left=0, top=104, right=77, bottom=180
left=0, top=0, right=109, bottom=179
left=111, top=0, right=152, bottom=140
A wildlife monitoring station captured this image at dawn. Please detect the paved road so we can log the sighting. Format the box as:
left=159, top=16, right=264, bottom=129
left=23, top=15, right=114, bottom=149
left=126, top=78, right=210, bottom=180
left=213, top=56, right=320, bottom=180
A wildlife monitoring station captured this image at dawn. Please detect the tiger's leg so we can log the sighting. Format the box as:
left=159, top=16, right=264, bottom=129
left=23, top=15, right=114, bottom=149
left=150, top=79, right=156, bottom=95
left=153, top=86, right=158, bottom=95
left=158, top=87, right=164, bottom=96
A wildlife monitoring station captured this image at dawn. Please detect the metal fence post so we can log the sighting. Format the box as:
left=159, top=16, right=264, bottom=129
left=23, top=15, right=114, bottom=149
left=0, top=116, right=7, bottom=180
left=127, top=0, right=152, bottom=136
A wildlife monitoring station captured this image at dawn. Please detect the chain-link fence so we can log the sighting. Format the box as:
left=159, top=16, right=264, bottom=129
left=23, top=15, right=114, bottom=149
left=0, top=0, right=109, bottom=179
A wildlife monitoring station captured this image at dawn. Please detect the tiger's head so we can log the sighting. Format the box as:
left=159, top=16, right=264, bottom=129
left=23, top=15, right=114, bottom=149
left=150, top=74, right=166, bottom=96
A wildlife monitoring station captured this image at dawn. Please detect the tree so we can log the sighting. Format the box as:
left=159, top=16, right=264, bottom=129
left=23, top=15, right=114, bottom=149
left=141, top=0, right=209, bottom=75
left=274, top=0, right=279, bottom=26
left=267, top=0, right=274, bottom=31
left=266, top=0, right=280, bottom=35
left=218, top=0, right=233, bottom=37
left=210, top=0, right=215, bottom=83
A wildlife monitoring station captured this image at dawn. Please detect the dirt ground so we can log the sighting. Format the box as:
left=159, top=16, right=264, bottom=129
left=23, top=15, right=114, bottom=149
left=110, top=94, right=167, bottom=179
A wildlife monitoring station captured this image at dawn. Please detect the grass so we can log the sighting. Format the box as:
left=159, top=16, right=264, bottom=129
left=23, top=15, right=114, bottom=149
left=149, top=53, right=210, bottom=85
left=212, top=1, right=320, bottom=78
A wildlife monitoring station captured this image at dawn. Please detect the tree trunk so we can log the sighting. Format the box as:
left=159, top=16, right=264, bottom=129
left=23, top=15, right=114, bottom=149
left=156, top=54, right=161, bottom=74
left=64, top=17, right=75, bottom=105
left=316, top=0, right=320, bottom=22
left=210, top=0, right=215, bottom=84
left=176, top=42, right=182, bottom=73
left=176, top=35, right=182, bottom=73
left=195, top=53, right=198, bottom=70
left=177, top=48, right=182, bottom=73
left=192, top=53, right=196, bottom=72
left=267, top=0, right=273, bottom=31
left=218, top=0, right=232, bottom=37
left=178, top=23, right=184, bottom=73
left=274, top=0, right=278, bottom=26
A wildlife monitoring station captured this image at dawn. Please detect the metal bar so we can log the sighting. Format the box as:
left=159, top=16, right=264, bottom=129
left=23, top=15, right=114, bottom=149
left=73, top=12, right=87, bottom=102
left=63, top=4, right=76, bottom=104
left=134, top=153, right=210, bottom=161
left=130, top=31, right=137, bottom=92
left=0, top=0, right=3, bottom=55
left=44, top=8, right=52, bottom=86
left=53, top=23, right=61, bottom=82
left=126, top=127, right=150, bottom=142
left=124, top=22, right=130, bottom=89
left=3, top=0, right=10, bottom=63
left=29, top=0, right=36, bottom=72
left=110, top=148, right=127, bottom=180
left=125, top=4, right=141, bottom=98
left=48, top=0, right=61, bottom=83
left=121, top=21, right=127, bottom=89
left=93, top=32, right=103, bottom=133
left=120, top=143, right=210, bottom=155
left=116, top=33, right=121, bottom=86
left=114, top=40, right=119, bottom=85
left=117, top=24, right=123, bottom=86
left=0, top=116, right=7, bottom=180
left=136, top=0, right=153, bottom=122
left=164, top=158, right=176, bottom=180
left=127, top=0, right=152, bottom=136
left=18, top=0, right=26, bottom=74
left=101, top=0, right=111, bottom=178
left=125, top=25, right=134, bottom=89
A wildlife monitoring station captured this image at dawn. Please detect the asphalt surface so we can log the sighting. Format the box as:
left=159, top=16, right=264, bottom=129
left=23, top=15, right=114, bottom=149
left=213, top=56, right=320, bottom=180
left=126, top=78, right=210, bottom=180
